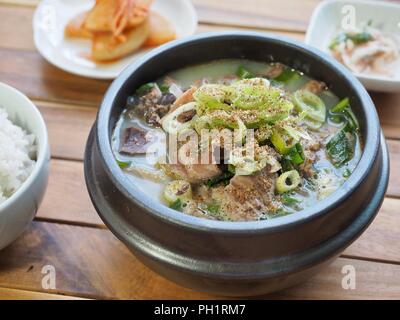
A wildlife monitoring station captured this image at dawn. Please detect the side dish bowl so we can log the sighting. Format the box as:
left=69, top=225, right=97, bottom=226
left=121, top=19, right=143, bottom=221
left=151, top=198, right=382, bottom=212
left=0, top=82, right=50, bottom=250
left=84, top=32, right=389, bottom=296
left=306, top=0, right=400, bottom=92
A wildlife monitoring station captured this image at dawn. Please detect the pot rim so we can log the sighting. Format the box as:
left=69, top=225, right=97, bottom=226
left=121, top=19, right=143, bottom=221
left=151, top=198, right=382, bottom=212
left=95, top=31, right=381, bottom=233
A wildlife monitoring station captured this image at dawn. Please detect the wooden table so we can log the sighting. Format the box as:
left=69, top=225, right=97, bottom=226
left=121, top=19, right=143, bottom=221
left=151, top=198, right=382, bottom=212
left=0, top=0, right=399, bottom=300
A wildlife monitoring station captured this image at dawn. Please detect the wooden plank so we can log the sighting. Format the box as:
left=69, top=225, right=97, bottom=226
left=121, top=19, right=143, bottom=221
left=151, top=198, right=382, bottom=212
left=0, top=49, right=109, bottom=106
left=272, top=258, right=400, bottom=300
left=197, top=24, right=305, bottom=41
left=0, top=4, right=34, bottom=50
left=0, top=221, right=214, bottom=299
left=374, top=92, right=400, bottom=140
left=0, top=0, right=38, bottom=6
left=192, top=0, right=318, bottom=32
left=38, top=159, right=103, bottom=227
left=37, top=101, right=96, bottom=161
left=0, top=287, right=86, bottom=300
left=387, top=140, right=400, bottom=198
left=0, top=221, right=398, bottom=299
left=344, top=197, right=400, bottom=263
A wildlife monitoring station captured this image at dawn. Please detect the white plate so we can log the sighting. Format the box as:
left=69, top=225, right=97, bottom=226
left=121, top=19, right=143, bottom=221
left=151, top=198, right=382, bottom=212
left=33, top=0, right=197, bottom=79
left=306, top=0, right=400, bottom=92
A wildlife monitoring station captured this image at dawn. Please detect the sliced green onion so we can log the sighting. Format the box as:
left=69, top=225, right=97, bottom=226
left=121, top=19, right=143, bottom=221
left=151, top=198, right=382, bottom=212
left=236, top=65, right=254, bottom=79
left=116, top=159, right=131, bottom=169
left=330, top=97, right=359, bottom=131
left=272, top=208, right=291, bottom=218
left=303, top=117, right=323, bottom=130
left=329, top=114, right=344, bottom=124
left=281, top=158, right=294, bottom=172
left=331, top=97, right=349, bottom=113
left=164, top=180, right=192, bottom=205
left=293, top=90, right=326, bottom=123
left=169, top=199, right=183, bottom=210
left=205, top=171, right=234, bottom=188
left=276, top=170, right=301, bottom=193
left=270, top=129, right=296, bottom=155
left=159, top=84, right=170, bottom=93
left=282, top=193, right=300, bottom=205
left=285, top=143, right=305, bottom=165
left=343, top=168, right=352, bottom=178
left=326, top=128, right=355, bottom=167
left=344, top=108, right=359, bottom=131
left=274, top=67, right=300, bottom=83
left=136, top=82, right=155, bottom=95
left=161, top=102, right=196, bottom=134
left=206, top=203, right=220, bottom=214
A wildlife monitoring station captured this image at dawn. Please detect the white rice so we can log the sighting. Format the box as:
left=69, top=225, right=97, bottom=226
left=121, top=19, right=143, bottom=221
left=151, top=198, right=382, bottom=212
left=0, top=107, right=36, bottom=205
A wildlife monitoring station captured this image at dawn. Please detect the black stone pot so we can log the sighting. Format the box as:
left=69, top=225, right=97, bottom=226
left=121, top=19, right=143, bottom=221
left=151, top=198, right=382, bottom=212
left=84, top=32, right=389, bottom=296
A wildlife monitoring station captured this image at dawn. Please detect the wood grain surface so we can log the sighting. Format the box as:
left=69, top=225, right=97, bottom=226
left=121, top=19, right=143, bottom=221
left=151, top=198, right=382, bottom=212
left=0, top=221, right=398, bottom=300
left=0, top=0, right=399, bottom=300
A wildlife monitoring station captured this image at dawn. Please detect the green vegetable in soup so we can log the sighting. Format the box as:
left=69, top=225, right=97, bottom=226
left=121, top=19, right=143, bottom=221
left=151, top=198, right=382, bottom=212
left=194, top=84, right=231, bottom=114
left=164, top=180, right=192, bottom=205
left=205, top=171, right=235, bottom=188
left=302, top=117, right=324, bottom=130
left=284, top=143, right=305, bottom=165
left=136, top=82, right=156, bottom=95
left=331, top=97, right=349, bottom=113
left=281, top=193, right=303, bottom=211
left=236, top=65, right=254, bottom=79
left=116, top=159, right=131, bottom=169
left=270, top=128, right=296, bottom=154
left=344, top=107, right=359, bottom=131
left=274, top=67, right=300, bottom=83
left=169, top=199, right=183, bottom=210
left=230, top=79, right=286, bottom=110
left=276, top=170, right=301, bottom=193
left=161, top=102, right=197, bottom=134
left=206, top=202, right=221, bottom=214
left=229, top=152, right=265, bottom=176
left=282, top=193, right=300, bottom=205
left=293, top=90, right=326, bottom=125
left=193, top=80, right=295, bottom=131
left=159, top=84, right=170, bottom=93
left=326, top=128, right=355, bottom=167
left=330, top=97, right=359, bottom=131
left=343, top=168, right=352, bottom=178
left=194, top=79, right=293, bottom=116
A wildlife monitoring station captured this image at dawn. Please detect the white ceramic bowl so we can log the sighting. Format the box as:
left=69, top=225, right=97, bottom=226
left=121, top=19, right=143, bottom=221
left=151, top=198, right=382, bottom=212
left=306, top=0, right=400, bottom=92
left=0, top=82, right=50, bottom=250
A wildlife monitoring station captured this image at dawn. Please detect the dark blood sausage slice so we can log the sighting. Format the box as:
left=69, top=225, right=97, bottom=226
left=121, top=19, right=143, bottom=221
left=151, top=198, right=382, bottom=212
left=119, top=127, right=153, bottom=155
left=177, top=109, right=196, bottom=123
left=158, top=92, right=176, bottom=105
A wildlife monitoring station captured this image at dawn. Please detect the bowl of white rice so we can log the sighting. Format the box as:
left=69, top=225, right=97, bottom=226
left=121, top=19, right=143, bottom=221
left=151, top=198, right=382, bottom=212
left=0, top=82, right=50, bottom=250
